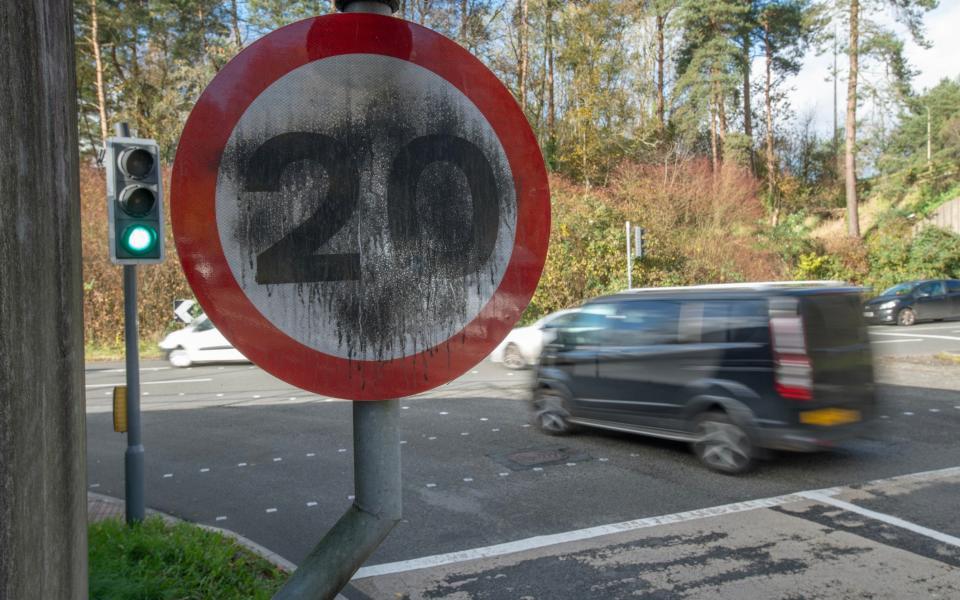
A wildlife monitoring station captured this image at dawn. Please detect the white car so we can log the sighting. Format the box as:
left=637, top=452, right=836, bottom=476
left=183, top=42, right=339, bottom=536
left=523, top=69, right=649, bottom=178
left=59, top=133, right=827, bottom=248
left=158, top=315, right=249, bottom=367
left=489, top=309, right=580, bottom=369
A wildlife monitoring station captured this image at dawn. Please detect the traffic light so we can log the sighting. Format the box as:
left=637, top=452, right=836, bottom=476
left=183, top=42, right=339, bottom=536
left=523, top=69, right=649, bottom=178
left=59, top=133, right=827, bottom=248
left=106, top=136, right=164, bottom=264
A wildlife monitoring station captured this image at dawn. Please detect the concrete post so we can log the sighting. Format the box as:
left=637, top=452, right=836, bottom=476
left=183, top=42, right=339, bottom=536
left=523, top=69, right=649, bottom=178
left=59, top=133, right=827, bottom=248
left=0, top=1, right=88, bottom=598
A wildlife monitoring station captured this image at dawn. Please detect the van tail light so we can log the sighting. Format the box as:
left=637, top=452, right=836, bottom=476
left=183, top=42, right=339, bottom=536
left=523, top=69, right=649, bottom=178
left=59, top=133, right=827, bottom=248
left=770, top=315, right=812, bottom=401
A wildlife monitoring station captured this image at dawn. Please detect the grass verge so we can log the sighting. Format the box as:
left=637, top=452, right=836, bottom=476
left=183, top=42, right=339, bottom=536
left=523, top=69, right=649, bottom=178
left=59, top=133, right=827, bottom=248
left=86, top=341, right=165, bottom=362
left=89, top=517, right=288, bottom=600
left=935, top=351, right=960, bottom=366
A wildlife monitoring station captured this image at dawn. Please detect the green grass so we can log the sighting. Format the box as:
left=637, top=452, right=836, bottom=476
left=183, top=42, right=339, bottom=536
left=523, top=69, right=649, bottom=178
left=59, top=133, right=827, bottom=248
left=89, top=517, right=288, bottom=600
left=86, top=341, right=165, bottom=362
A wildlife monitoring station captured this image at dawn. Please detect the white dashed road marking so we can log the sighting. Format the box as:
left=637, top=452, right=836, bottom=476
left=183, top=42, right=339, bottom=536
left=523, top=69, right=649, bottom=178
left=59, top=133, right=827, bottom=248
left=163, top=473, right=173, bottom=478
left=265, top=508, right=278, bottom=513
left=307, top=502, right=318, bottom=507
left=215, top=516, right=227, bottom=521
left=200, top=468, right=210, bottom=473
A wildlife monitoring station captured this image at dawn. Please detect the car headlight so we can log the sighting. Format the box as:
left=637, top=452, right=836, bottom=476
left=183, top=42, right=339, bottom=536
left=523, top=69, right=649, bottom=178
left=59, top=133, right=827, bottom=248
left=877, top=301, right=898, bottom=309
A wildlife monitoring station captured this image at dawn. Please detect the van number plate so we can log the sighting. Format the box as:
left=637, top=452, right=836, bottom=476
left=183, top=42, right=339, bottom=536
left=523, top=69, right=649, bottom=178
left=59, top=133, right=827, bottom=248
left=800, top=408, right=861, bottom=426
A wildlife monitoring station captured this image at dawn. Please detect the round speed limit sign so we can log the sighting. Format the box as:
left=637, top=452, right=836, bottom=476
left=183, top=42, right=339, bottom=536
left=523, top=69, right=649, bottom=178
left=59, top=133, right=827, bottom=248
left=171, top=13, right=549, bottom=400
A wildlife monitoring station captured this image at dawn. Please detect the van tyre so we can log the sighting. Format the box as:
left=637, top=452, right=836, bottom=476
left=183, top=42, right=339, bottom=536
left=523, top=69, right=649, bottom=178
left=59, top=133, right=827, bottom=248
left=692, top=411, right=754, bottom=475
left=533, top=389, right=574, bottom=435
left=897, top=308, right=916, bottom=326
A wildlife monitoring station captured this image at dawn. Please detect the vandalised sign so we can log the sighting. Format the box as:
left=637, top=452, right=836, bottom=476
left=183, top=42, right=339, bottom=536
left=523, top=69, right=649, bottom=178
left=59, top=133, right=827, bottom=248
left=170, top=14, right=549, bottom=400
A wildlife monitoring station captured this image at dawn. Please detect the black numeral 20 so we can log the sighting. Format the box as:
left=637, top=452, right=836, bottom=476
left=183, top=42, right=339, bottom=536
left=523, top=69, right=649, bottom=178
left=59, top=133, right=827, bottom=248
left=243, top=132, right=500, bottom=285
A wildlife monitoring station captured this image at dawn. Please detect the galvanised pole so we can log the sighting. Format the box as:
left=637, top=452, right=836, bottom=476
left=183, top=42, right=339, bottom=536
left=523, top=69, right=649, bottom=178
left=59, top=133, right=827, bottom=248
left=117, top=121, right=145, bottom=524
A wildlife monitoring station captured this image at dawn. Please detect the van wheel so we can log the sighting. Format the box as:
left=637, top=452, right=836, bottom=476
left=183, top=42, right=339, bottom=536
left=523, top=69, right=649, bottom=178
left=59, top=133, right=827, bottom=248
left=167, top=348, right=192, bottom=368
left=692, top=412, right=753, bottom=475
left=897, top=308, right=916, bottom=326
left=503, top=344, right=526, bottom=370
left=532, top=389, right=574, bottom=435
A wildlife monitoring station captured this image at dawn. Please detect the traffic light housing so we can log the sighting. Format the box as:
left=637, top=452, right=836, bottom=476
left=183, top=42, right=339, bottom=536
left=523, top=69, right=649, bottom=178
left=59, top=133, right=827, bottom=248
left=106, top=137, right=164, bottom=264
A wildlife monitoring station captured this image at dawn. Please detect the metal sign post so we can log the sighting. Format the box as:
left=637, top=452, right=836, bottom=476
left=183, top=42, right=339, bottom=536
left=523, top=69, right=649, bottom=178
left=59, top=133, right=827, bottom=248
left=626, top=221, right=633, bottom=289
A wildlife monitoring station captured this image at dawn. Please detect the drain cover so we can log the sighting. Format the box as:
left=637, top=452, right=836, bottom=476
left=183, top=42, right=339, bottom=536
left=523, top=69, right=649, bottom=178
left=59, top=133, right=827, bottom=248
left=489, top=447, right=592, bottom=471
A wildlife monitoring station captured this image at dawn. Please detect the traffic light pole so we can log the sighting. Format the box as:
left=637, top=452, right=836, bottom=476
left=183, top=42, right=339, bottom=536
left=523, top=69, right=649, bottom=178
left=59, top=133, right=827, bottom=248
left=117, top=121, right=145, bottom=524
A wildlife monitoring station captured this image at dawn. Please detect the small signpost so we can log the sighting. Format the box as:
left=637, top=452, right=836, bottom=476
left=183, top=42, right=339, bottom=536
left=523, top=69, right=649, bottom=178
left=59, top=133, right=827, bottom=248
left=171, top=1, right=549, bottom=597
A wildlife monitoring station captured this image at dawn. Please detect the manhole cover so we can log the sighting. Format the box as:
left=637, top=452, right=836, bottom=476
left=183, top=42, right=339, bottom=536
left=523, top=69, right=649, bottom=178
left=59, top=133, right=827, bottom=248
left=488, top=447, right=592, bottom=471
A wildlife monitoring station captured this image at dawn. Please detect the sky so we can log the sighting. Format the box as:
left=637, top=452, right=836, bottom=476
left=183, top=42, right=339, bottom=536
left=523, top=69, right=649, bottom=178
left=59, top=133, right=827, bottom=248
left=786, top=0, right=960, bottom=135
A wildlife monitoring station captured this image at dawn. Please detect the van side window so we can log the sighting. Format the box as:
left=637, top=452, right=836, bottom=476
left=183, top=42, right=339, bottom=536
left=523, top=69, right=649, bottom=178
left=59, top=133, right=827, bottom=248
left=701, top=300, right=768, bottom=344
left=948, top=280, right=960, bottom=293
left=608, top=301, right=681, bottom=346
left=563, top=304, right=616, bottom=346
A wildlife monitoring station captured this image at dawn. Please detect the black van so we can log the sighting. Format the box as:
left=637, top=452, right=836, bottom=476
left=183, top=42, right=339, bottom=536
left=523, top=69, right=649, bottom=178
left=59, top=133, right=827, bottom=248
left=532, top=283, right=876, bottom=474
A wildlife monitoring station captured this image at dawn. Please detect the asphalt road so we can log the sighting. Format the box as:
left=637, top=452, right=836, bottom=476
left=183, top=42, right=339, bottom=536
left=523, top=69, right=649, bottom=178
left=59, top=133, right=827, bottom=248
left=865, top=320, right=960, bottom=355
left=84, top=324, right=960, bottom=597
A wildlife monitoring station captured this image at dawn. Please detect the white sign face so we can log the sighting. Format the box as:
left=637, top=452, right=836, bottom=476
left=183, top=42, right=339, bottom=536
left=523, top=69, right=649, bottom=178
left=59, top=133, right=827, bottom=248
left=214, top=54, right=517, bottom=362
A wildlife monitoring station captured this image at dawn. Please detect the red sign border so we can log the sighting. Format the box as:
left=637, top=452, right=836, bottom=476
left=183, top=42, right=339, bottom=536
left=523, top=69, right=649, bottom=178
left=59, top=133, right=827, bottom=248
left=171, top=13, right=549, bottom=400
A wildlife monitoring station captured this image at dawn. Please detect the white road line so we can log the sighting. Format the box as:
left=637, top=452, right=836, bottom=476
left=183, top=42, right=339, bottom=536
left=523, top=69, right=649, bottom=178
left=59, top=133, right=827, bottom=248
left=97, top=367, right=171, bottom=373
left=799, top=491, right=960, bottom=549
left=85, top=377, right=213, bottom=389
left=273, top=457, right=282, bottom=462
left=237, top=462, right=247, bottom=467
left=215, top=516, right=227, bottom=521
left=871, top=338, right=923, bottom=344
left=353, top=465, right=960, bottom=580
left=200, top=468, right=210, bottom=473
left=163, top=473, right=173, bottom=478
left=265, top=508, right=277, bottom=513
left=306, top=502, right=318, bottom=507
left=871, top=332, right=960, bottom=342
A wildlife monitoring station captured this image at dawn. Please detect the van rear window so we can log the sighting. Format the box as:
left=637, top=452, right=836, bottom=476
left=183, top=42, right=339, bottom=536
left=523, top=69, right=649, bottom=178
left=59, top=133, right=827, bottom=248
left=801, top=294, right=868, bottom=349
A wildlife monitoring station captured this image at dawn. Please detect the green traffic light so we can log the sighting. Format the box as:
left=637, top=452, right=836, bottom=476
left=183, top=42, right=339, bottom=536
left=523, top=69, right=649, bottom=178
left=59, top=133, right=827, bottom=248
left=120, top=224, right=158, bottom=255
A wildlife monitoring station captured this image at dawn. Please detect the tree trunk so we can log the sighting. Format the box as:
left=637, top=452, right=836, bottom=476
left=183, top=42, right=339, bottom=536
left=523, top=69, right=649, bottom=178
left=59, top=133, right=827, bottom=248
left=710, top=97, right=719, bottom=172
left=656, top=12, right=666, bottom=131
left=0, top=1, right=87, bottom=598
left=764, top=22, right=777, bottom=224
left=845, top=0, right=860, bottom=237
left=459, top=0, right=468, bottom=45
left=518, top=0, right=529, bottom=112
left=90, top=0, right=109, bottom=149
left=742, top=32, right=754, bottom=172
left=231, top=0, right=243, bottom=48
left=545, top=0, right=556, bottom=154
left=742, top=35, right=752, bottom=139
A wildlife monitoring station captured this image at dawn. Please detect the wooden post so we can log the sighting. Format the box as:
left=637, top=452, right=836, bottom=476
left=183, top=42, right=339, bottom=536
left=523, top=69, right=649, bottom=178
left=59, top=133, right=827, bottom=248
left=0, top=1, right=87, bottom=598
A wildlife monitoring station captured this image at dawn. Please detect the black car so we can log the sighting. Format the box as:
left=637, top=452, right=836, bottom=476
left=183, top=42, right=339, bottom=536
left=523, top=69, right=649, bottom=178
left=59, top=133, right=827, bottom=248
left=862, top=279, right=960, bottom=326
left=532, top=283, right=875, bottom=474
